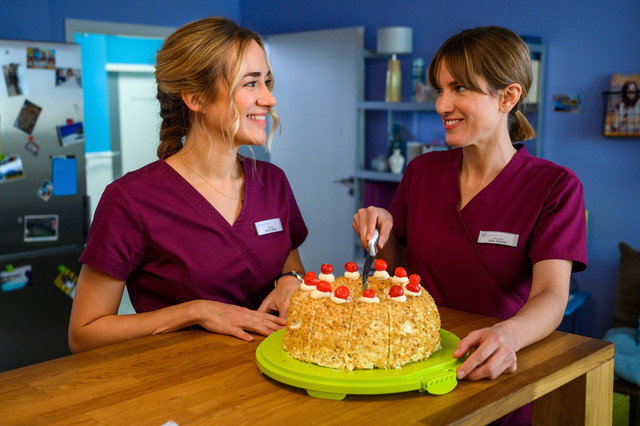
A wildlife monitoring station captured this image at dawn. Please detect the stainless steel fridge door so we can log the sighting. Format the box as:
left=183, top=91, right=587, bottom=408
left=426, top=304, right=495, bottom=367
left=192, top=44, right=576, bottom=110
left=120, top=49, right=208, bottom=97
left=0, top=39, right=87, bottom=256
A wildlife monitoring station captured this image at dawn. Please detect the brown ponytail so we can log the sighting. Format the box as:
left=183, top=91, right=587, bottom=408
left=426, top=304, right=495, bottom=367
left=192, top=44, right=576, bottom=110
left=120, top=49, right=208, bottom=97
left=509, top=110, right=536, bottom=142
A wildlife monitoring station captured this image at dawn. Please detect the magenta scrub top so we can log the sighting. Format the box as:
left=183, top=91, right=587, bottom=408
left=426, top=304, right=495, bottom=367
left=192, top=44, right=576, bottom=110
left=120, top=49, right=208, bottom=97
left=389, top=145, right=587, bottom=320
left=79, top=156, right=308, bottom=313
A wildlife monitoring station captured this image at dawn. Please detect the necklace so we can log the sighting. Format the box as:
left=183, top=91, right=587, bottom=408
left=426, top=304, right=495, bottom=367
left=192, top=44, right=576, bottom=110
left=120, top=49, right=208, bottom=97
left=178, top=154, right=243, bottom=201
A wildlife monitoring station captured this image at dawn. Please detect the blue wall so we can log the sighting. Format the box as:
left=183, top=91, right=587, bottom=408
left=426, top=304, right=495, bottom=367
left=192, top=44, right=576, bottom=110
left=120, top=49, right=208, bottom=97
left=1, top=0, right=638, bottom=339
left=0, top=0, right=240, bottom=42
left=243, top=0, right=640, bottom=339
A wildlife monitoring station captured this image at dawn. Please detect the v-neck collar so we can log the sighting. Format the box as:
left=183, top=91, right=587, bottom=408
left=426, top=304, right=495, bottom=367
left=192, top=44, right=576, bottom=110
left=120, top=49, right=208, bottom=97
left=162, top=155, right=251, bottom=230
left=456, top=145, right=526, bottom=213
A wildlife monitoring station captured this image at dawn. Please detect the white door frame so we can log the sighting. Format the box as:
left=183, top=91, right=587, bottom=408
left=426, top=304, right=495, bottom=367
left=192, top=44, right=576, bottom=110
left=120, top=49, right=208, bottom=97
left=64, top=19, right=175, bottom=42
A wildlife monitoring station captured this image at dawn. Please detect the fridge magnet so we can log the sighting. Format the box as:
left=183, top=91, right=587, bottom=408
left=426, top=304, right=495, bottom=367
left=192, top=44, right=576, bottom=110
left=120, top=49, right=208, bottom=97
left=26, top=47, right=56, bottom=70
left=2, top=62, right=27, bottom=96
left=25, top=136, right=40, bottom=156
left=604, top=73, right=640, bottom=137
left=13, top=99, right=42, bottom=134
left=1, top=264, right=33, bottom=293
left=37, top=179, right=53, bottom=202
left=53, top=264, right=78, bottom=298
left=57, top=121, right=85, bottom=146
left=23, top=214, right=58, bottom=242
left=52, top=156, right=77, bottom=195
left=0, top=154, right=25, bottom=183
left=55, top=68, right=82, bottom=88
left=552, top=94, right=581, bottom=114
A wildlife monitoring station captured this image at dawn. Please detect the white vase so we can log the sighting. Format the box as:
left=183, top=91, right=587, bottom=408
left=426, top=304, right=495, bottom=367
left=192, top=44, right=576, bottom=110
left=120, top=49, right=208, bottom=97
left=389, top=148, right=405, bottom=174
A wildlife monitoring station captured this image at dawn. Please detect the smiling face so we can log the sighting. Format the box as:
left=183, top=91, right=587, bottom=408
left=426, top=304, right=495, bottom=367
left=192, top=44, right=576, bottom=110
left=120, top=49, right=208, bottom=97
left=434, top=59, right=505, bottom=148
left=203, top=40, right=276, bottom=148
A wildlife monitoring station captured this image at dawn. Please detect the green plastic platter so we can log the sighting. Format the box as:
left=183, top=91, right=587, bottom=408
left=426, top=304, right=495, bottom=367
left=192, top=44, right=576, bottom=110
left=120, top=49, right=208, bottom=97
left=256, top=328, right=463, bottom=400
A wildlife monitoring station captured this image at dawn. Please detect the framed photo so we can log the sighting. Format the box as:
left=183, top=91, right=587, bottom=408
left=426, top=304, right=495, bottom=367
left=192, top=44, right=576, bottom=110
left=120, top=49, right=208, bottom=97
left=26, top=47, right=56, bottom=70
left=24, top=214, right=59, bottom=242
left=1, top=265, right=32, bottom=292
left=57, top=122, right=85, bottom=146
left=14, top=99, right=42, bottom=134
left=0, top=154, right=25, bottom=183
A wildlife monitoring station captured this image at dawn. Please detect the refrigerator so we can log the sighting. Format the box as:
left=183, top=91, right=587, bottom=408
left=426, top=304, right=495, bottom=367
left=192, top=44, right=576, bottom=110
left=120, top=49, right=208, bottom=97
left=0, top=39, right=88, bottom=371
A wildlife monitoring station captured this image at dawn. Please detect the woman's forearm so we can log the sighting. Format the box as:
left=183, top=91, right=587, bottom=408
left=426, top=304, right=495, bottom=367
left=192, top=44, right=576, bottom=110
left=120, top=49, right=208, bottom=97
left=69, top=299, right=204, bottom=353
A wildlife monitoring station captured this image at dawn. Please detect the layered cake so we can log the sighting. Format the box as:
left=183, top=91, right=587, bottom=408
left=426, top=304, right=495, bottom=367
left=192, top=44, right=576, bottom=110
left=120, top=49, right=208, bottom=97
left=282, top=260, right=441, bottom=371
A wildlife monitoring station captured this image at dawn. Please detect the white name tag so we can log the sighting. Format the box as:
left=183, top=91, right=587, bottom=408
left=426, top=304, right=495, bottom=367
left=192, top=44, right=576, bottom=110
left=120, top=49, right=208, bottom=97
left=478, top=231, right=519, bottom=247
left=254, top=218, right=283, bottom=236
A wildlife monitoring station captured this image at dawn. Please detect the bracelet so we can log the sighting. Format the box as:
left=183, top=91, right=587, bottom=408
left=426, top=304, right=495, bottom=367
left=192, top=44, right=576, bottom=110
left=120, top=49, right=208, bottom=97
left=274, top=271, right=303, bottom=288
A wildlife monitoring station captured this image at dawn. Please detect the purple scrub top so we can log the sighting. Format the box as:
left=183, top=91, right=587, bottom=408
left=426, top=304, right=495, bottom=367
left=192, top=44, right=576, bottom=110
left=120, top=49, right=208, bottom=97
left=80, top=156, right=308, bottom=312
left=389, top=145, right=587, bottom=319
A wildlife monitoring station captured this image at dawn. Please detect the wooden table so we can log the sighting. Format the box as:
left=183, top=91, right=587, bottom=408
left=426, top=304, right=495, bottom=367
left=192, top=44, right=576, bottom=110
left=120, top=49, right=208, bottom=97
left=0, top=307, right=614, bottom=425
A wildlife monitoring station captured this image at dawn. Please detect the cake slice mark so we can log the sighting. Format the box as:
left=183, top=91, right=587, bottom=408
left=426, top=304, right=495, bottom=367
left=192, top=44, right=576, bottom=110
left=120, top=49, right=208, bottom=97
left=308, top=298, right=354, bottom=369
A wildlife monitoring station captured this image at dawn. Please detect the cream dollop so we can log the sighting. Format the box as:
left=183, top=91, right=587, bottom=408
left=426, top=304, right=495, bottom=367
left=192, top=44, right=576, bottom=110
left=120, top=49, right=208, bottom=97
left=318, top=273, right=335, bottom=282
left=310, top=289, right=331, bottom=299
left=392, top=276, right=409, bottom=285
left=390, top=295, right=407, bottom=302
left=344, top=271, right=360, bottom=279
left=373, top=270, right=390, bottom=279
left=330, top=294, right=351, bottom=304
left=300, top=282, right=316, bottom=291
left=404, top=287, right=421, bottom=297
left=359, top=295, right=380, bottom=303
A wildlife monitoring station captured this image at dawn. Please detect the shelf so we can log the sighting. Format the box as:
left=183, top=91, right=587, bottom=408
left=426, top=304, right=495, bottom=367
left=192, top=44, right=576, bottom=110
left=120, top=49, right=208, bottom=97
left=358, top=101, right=437, bottom=111
left=355, top=170, right=403, bottom=183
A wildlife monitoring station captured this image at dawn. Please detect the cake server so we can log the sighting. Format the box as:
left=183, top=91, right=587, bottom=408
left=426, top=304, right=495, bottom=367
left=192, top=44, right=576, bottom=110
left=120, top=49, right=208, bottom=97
left=361, top=228, right=379, bottom=291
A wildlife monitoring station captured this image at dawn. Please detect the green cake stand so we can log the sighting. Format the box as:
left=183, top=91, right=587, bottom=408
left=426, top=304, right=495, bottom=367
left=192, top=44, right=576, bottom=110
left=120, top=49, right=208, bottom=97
left=256, top=328, right=464, bottom=400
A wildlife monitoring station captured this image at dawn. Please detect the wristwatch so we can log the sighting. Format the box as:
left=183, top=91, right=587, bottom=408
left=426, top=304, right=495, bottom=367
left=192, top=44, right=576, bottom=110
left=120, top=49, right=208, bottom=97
left=274, top=271, right=303, bottom=288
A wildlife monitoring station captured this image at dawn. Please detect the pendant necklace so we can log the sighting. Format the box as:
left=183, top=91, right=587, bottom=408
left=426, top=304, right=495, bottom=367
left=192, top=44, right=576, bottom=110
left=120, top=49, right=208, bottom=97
left=178, top=154, right=243, bottom=201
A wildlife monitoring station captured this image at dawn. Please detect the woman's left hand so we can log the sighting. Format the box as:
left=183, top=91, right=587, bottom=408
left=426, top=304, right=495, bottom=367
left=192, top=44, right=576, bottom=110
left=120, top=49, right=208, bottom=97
left=257, top=275, right=299, bottom=318
left=452, top=325, right=518, bottom=380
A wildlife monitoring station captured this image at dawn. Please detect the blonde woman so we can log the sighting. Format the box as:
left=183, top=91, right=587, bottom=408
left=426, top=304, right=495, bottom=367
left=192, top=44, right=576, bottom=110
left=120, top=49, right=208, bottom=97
left=69, top=17, right=307, bottom=352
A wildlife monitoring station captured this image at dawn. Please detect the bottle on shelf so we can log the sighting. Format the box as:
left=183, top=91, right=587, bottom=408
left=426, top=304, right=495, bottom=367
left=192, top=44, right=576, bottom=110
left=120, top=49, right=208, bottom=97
left=385, top=54, right=402, bottom=102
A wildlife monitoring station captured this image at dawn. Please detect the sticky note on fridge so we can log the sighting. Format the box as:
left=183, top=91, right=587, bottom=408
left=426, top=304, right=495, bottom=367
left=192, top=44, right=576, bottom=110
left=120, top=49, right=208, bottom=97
left=52, top=156, right=77, bottom=195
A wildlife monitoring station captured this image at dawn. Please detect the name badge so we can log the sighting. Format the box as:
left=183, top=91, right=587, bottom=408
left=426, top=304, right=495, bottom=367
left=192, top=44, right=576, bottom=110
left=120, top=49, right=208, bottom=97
left=477, top=231, right=519, bottom=247
left=254, top=218, right=283, bottom=236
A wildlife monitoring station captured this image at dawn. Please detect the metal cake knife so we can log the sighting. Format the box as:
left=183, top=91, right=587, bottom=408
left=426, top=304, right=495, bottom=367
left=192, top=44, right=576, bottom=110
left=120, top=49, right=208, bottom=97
left=361, top=228, right=379, bottom=291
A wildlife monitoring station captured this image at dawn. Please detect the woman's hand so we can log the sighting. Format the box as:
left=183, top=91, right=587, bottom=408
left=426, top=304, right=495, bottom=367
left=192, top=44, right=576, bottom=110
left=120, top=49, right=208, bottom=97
left=257, top=276, right=300, bottom=318
left=353, top=206, right=406, bottom=271
left=453, top=325, right=518, bottom=380
left=196, top=300, right=286, bottom=342
left=352, top=206, right=394, bottom=251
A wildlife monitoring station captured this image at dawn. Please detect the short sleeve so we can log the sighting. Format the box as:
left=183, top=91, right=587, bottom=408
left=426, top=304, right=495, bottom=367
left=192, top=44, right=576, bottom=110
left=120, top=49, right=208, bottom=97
left=528, top=170, right=588, bottom=272
left=79, top=182, right=148, bottom=280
